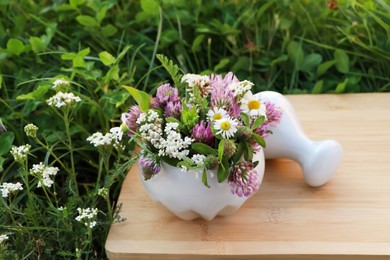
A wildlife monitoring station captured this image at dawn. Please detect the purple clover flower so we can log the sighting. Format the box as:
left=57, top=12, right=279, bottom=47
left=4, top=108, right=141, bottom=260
left=209, top=72, right=239, bottom=88
left=209, top=72, right=241, bottom=118
left=152, top=83, right=180, bottom=109
left=121, top=105, right=141, bottom=136
left=192, top=121, right=214, bottom=146
left=254, top=101, right=283, bottom=138
left=229, top=161, right=259, bottom=197
left=164, top=101, right=182, bottom=118
left=140, top=155, right=161, bottom=180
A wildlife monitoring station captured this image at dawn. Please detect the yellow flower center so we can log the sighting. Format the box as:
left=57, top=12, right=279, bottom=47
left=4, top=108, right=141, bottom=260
left=213, top=113, right=222, bottom=120
left=248, top=100, right=260, bottom=110
left=221, top=121, right=231, bottom=130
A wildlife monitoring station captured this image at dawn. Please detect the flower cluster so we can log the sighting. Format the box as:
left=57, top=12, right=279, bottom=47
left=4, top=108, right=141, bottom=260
left=0, top=182, right=23, bottom=198
left=87, top=127, right=122, bottom=148
left=30, top=162, right=59, bottom=188
left=10, top=144, right=31, bottom=164
left=47, top=91, right=81, bottom=108
left=122, top=71, right=282, bottom=197
left=75, top=207, right=98, bottom=228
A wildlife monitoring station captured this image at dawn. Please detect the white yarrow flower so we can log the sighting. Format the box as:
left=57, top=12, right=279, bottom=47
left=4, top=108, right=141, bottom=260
left=0, top=182, right=23, bottom=198
left=214, top=117, right=238, bottom=139
left=10, top=144, right=31, bottom=163
left=240, top=91, right=266, bottom=118
left=207, top=107, right=228, bottom=122
left=30, top=162, right=59, bottom=188
left=191, top=154, right=206, bottom=167
left=52, top=79, right=70, bottom=89
left=75, top=207, right=98, bottom=229
left=228, top=80, right=254, bottom=97
left=47, top=91, right=81, bottom=108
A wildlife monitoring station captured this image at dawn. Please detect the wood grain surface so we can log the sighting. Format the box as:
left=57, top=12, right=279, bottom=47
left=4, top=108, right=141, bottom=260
left=105, top=93, right=390, bottom=259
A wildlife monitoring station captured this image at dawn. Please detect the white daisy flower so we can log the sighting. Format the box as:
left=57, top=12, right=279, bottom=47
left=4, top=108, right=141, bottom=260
left=214, top=117, right=238, bottom=139
left=207, top=107, right=228, bottom=122
left=240, top=91, right=266, bottom=118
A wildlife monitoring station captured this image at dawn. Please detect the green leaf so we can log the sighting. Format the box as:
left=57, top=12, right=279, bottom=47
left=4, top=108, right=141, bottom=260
left=99, top=51, right=115, bottom=66
left=241, top=112, right=250, bottom=127
left=218, top=139, right=225, bottom=162
left=191, top=34, right=205, bottom=53
left=104, top=65, right=119, bottom=81
left=287, top=41, right=304, bottom=68
left=16, top=84, right=51, bottom=100
left=61, top=52, right=76, bottom=60
left=335, top=78, right=348, bottom=94
left=214, top=58, right=229, bottom=72
left=271, top=54, right=288, bottom=66
left=70, top=0, right=84, bottom=7
left=252, top=133, right=266, bottom=148
left=334, top=49, right=349, bottom=74
left=300, top=53, right=322, bottom=72
left=0, top=156, right=6, bottom=172
left=122, top=85, right=150, bottom=111
left=202, top=169, right=210, bottom=188
left=78, top=47, right=90, bottom=57
left=76, top=15, right=98, bottom=27
left=7, top=38, right=25, bottom=55
left=0, top=132, right=14, bottom=155
left=30, top=37, right=46, bottom=53
left=311, top=80, right=323, bottom=94
left=232, top=142, right=243, bottom=163
left=156, top=54, right=182, bottom=88
left=217, top=158, right=229, bottom=183
left=0, top=74, right=2, bottom=89
left=140, top=0, right=159, bottom=16
left=96, top=6, right=108, bottom=23
left=101, top=24, right=118, bottom=37
left=317, top=60, right=336, bottom=77
left=191, top=143, right=217, bottom=155
left=251, top=116, right=265, bottom=130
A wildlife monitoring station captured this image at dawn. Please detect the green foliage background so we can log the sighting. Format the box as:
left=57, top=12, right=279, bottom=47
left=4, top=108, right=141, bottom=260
left=0, top=0, right=389, bottom=258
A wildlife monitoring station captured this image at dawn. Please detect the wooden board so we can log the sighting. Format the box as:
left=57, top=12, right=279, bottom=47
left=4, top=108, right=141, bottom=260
left=105, top=93, right=390, bottom=259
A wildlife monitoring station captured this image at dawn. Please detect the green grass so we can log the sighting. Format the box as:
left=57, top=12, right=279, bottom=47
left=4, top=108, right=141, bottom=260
left=0, top=0, right=389, bottom=258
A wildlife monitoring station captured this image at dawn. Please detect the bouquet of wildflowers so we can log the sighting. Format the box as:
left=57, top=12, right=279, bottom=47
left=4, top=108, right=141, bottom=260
left=121, top=56, right=282, bottom=197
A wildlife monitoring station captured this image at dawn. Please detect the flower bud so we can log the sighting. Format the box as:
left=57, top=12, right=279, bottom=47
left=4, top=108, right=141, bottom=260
left=24, top=123, right=38, bottom=138
left=204, top=155, right=219, bottom=170
left=237, top=126, right=253, bottom=139
left=223, top=139, right=237, bottom=158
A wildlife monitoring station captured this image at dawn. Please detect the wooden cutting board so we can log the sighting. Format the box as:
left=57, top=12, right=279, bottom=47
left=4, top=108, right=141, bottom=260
left=105, top=93, right=390, bottom=259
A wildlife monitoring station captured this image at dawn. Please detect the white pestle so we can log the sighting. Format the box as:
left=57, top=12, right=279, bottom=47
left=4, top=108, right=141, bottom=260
left=260, top=91, right=343, bottom=187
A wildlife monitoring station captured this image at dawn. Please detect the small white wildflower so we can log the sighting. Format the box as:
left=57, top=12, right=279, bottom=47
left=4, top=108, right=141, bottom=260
left=228, top=80, right=254, bottom=97
left=214, top=117, right=238, bottom=139
left=47, top=91, right=81, bottom=108
left=109, top=127, right=123, bottom=142
left=75, top=207, right=98, bottom=229
left=181, top=165, right=188, bottom=172
left=0, top=182, right=23, bottom=198
left=10, top=144, right=31, bottom=163
left=58, top=206, right=66, bottom=211
left=30, top=162, right=59, bottom=188
left=0, top=234, right=9, bottom=243
left=87, top=132, right=109, bottom=146
left=191, top=154, right=206, bottom=167
left=52, top=79, right=70, bottom=89
left=181, top=73, right=210, bottom=88
left=136, top=112, right=147, bottom=124
left=207, top=107, right=228, bottom=122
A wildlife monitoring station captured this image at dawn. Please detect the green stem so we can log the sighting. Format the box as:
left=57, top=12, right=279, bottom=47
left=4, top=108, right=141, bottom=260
left=63, top=109, right=79, bottom=195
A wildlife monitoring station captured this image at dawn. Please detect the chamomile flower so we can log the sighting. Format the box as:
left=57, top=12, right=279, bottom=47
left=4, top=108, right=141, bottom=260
left=207, top=107, right=228, bottom=122
left=240, top=91, right=266, bottom=118
left=214, top=117, right=238, bottom=139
